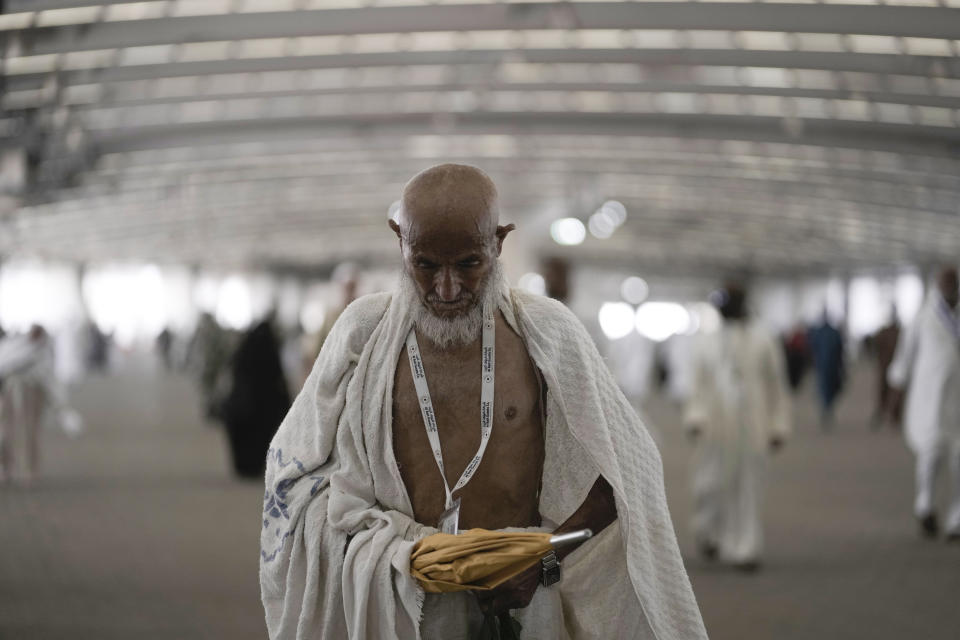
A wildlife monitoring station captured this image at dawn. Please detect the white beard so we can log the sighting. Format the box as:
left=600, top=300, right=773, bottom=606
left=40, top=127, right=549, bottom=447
left=401, top=260, right=504, bottom=350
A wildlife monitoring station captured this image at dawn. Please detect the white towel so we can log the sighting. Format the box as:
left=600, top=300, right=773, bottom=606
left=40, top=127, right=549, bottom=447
left=260, top=287, right=707, bottom=640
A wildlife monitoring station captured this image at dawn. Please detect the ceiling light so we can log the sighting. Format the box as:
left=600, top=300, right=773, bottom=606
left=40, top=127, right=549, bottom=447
left=620, top=277, right=649, bottom=305
left=599, top=302, right=635, bottom=340
left=588, top=211, right=615, bottom=239
left=600, top=200, right=627, bottom=226
left=550, top=218, right=586, bottom=246
left=635, top=302, right=691, bottom=342
left=518, top=273, right=546, bottom=296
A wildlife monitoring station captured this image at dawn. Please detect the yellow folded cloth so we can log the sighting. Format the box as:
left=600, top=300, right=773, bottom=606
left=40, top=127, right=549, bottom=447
left=410, top=528, right=554, bottom=594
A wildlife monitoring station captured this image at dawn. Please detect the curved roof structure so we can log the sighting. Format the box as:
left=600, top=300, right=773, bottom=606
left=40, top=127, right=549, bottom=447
left=2, top=0, right=959, bottom=274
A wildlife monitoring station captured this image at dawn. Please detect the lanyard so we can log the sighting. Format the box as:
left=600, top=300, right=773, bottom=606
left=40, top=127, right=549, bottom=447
left=405, top=315, right=495, bottom=510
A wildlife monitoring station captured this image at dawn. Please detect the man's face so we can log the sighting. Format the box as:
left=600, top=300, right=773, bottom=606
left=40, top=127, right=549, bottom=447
left=940, top=270, right=959, bottom=309
left=402, top=217, right=494, bottom=319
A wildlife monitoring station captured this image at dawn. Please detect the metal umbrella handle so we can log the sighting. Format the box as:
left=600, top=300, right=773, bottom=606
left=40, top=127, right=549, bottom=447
left=549, top=529, right=593, bottom=550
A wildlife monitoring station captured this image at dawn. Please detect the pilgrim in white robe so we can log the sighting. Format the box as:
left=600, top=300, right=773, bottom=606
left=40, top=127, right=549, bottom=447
left=0, top=332, right=81, bottom=481
left=260, top=286, right=708, bottom=640
left=888, top=292, right=960, bottom=533
left=684, top=321, right=791, bottom=564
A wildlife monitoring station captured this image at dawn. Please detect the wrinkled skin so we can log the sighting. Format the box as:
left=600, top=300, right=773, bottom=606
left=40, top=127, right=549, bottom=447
left=389, top=165, right=512, bottom=316
left=390, top=165, right=617, bottom=616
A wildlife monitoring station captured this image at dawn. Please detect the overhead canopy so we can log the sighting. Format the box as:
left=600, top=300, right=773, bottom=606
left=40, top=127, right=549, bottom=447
left=2, top=0, right=959, bottom=275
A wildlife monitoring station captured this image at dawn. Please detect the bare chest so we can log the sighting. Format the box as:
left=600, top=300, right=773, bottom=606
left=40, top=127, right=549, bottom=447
left=392, top=314, right=545, bottom=529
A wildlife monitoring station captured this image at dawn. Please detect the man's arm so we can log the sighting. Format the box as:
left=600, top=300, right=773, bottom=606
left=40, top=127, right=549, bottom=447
left=474, top=476, right=617, bottom=615
left=551, top=475, right=617, bottom=561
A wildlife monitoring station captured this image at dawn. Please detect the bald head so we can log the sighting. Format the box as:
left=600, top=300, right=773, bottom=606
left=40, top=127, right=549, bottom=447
left=390, top=164, right=514, bottom=321
left=392, top=164, right=501, bottom=242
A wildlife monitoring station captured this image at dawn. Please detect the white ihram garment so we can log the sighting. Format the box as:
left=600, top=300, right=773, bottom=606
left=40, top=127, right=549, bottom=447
left=887, top=294, right=960, bottom=531
left=260, top=287, right=708, bottom=640
left=684, top=321, right=791, bottom=564
left=0, top=335, right=81, bottom=478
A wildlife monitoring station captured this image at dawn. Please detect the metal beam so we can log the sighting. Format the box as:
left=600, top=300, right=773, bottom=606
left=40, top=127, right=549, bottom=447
left=18, top=4, right=960, bottom=56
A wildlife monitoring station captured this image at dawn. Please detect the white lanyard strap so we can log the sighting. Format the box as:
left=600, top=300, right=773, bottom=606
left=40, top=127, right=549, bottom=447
left=405, top=315, right=496, bottom=510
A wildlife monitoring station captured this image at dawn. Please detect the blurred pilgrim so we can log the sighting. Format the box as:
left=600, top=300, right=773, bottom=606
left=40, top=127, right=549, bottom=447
left=888, top=266, right=960, bottom=541
left=684, top=283, right=791, bottom=571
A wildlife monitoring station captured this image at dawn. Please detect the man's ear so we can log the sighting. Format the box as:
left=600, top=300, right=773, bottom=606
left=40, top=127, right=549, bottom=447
left=495, top=224, right=515, bottom=256
left=388, top=219, right=403, bottom=242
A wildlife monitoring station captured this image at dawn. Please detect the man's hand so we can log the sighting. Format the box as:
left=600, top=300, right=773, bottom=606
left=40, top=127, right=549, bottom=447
left=473, top=476, right=618, bottom=615
left=474, top=563, right=540, bottom=615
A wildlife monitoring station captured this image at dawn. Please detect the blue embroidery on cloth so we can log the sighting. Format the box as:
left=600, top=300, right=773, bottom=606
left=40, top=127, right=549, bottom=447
left=260, top=447, right=327, bottom=563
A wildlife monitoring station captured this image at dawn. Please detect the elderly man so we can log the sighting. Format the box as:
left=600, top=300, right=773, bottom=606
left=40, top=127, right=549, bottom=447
left=888, top=267, right=960, bottom=540
left=260, top=165, right=706, bottom=639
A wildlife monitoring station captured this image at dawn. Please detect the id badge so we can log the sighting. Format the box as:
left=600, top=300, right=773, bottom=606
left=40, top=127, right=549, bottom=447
left=437, top=497, right=461, bottom=535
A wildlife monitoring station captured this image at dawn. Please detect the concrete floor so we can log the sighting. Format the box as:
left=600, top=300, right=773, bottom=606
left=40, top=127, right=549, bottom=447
left=1, top=355, right=958, bottom=639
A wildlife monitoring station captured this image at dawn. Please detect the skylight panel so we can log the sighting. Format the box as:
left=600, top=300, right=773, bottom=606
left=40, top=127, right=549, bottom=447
left=934, top=78, right=960, bottom=98
left=706, top=94, right=741, bottom=115
left=915, top=106, right=956, bottom=127
left=792, top=69, right=836, bottom=90
left=295, top=36, right=344, bottom=56
left=848, top=35, right=901, bottom=55
left=902, top=38, right=953, bottom=57
left=3, top=54, right=59, bottom=75
left=61, top=49, right=116, bottom=71
left=62, top=84, right=104, bottom=105
left=742, top=67, right=790, bottom=88
left=792, top=97, right=829, bottom=119
left=237, top=0, right=299, bottom=12
left=154, top=76, right=203, bottom=98
left=177, top=41, right=233, bottom=62
left=657, top=92, right=699, bottom=114
left=170, top=0, right=232, bottom=18
left=466, top=30, right=513, bottom=50
left=794, top=33, right=846, bottom=53
left=353, top=33, right=402, bottom=53
left=887, top=75, right=931, bottom=95
left=631, top=30, right=680, bottom=49
left=832, top=99, right=872, bottom=121
left=237, top=38, right=289, bottom=59
left=104, top=2, right=169, bottom=21
left=0, top=12, right=35, bottom=30
left=693, top=66, right=740, bottom=86
left=577, top=30, right=626, bottom=49
left=36, top=6, right=102, bottom=27
left=688, top=30, right=736, bottom=49
left=738, top=31, right=791, bottom=51
left=874, top=103, right=913, bottom=125
left=521, top=30, right=571, bottom=49
left=119, top=45, right=175, bottom=66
